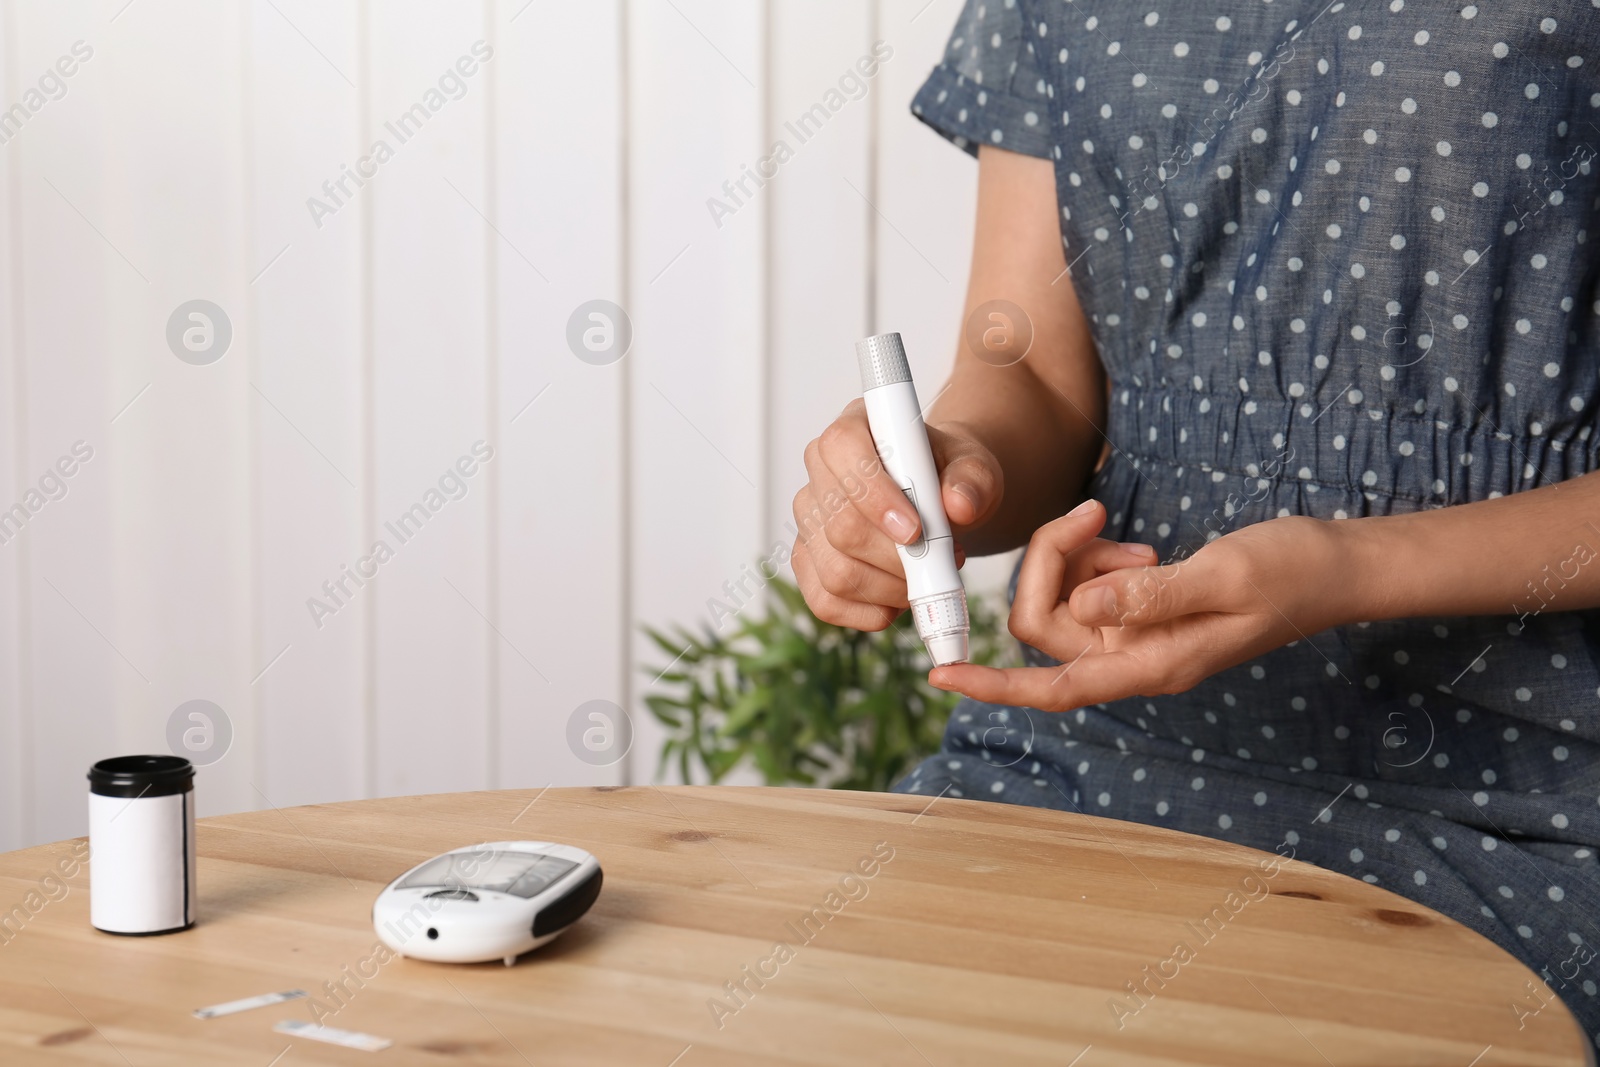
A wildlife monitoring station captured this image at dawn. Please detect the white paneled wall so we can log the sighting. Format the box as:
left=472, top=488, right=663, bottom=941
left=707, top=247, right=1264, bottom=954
left=248, top=0, right=367, bottom=813
left=0, top=0, right=1008, bottom=851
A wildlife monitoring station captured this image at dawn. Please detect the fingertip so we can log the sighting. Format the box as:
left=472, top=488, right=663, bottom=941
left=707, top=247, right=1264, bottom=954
left=881, top=507, right=920, bottom=545
left=940, top=447, right=999, bottom=524
left=929, top=662, right=984, bottom=689
left=1070, top=581, right=1120, bottom=626
left=943, top=482, right=984, bottom=525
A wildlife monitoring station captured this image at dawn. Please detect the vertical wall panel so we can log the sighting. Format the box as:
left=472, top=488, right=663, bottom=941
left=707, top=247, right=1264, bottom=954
left=492, top=0, right=628, bottom=789
left=8, top=0, right=263, bottom=843
left=103, top=0, right=257, bottom=823
left=766, top=0, right=875, bottom=568
left=366, top=2, right=493, bottom=797
left=7, top=1, right=119, bottom=846
left=0, top=0, right=24, bottom=852
left=875, top=0, right=1021, bottom=599
left=627, top=0, right=767, bottom=785
left=248, top=0, right=367, bottom=808
left=875, top=0, right=973, bottom=388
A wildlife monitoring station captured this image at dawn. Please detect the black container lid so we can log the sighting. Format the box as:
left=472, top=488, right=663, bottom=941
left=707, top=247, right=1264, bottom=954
left=88, top=755, right=194, bottom=798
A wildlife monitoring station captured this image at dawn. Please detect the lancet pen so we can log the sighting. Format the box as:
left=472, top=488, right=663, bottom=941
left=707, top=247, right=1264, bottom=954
left=856, top=332, right=970, bottom=666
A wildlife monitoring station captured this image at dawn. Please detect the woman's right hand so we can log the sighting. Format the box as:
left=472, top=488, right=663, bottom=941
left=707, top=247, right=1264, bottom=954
left=790, top=398, right=1004, bottom=631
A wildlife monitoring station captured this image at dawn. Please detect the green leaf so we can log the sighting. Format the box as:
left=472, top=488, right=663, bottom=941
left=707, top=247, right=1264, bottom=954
left=718, top=686, right=769, bottom=737
left=641, top=572, right=1009, bottom=791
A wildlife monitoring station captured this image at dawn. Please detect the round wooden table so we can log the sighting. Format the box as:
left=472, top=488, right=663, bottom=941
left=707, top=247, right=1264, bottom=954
left=0, top=786, right=1589, bottom=1065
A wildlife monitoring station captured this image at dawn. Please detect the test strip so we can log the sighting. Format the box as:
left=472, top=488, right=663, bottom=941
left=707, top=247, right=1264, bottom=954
left=274, top=1019, right=394, bottom=1052
left=192, top=990, right=307, bottom=1020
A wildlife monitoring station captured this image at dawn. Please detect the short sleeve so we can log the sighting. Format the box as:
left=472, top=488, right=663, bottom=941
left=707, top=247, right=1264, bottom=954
left=910, top=0, right=1055, bottom=159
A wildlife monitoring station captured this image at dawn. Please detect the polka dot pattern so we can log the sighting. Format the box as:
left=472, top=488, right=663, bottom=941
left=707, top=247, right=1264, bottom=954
left=913, top=0, right=1598, bottom=513
left=907, top=0, right=1600, bottom=1047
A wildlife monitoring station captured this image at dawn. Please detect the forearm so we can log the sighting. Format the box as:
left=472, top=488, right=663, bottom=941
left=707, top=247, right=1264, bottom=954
left=1336, top=469, right=1600, bottom=624
left=926, top=145, right=1106, bottom=556
left=928, top=355, right=1102, bottom=556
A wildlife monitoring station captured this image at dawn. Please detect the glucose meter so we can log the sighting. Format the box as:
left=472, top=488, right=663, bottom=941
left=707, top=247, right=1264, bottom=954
left=373, top=841, right=602, bottom=966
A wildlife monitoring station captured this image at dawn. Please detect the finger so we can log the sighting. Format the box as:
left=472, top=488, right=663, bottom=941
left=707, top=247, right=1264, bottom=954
left=795, top=446, right=844, bottom=547
left=791, top=481, right=835, bottom=555
left=799, top=449, right=904, bottom=575
left=928, top=424, right=1003, bottom=528
left=1009, top=500, right=1111, bottom=633
left=808, top=534, right=909, bottom=608
left=793, top=485, right=906, bottom=604
left=826, top=506, right=908, bottom=575
left=1048, top=539, right=1159, bottom=627
left=1009, top=540, right=1156, bottom=657
left=792, top=542, right=898, bottom=631
left=928, top=653, right=1150, bottom=712
left=1070, top=552, right=1223, bottom=627
left=816, top=400, right=921, bottom=546
left=935, top=609, right=1271, bottom=709
left=1075, top=538, right=1160, bottom=575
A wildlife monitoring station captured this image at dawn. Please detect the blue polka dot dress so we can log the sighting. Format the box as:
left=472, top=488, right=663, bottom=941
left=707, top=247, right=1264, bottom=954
left=893, top=0, right=1600, bottom=1043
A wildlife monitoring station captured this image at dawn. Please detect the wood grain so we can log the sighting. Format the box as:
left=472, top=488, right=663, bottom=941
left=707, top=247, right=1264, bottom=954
left=0, top=786, right=1589, bottom=1065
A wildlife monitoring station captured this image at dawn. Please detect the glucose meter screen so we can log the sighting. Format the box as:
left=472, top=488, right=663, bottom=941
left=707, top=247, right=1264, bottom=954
left=397, top=850, right=579, bottom=898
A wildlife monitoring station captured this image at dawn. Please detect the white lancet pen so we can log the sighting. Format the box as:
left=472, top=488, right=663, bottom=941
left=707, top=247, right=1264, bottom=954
left=856, top=332, right=970, bottom=666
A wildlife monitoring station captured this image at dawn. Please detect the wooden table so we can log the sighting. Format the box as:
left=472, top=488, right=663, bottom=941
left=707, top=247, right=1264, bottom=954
left=0, top=786, right=1589, bottom=1065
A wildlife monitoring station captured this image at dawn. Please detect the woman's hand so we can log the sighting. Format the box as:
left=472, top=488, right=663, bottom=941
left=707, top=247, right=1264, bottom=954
left=791, top=147, right=1110, bottom=633
left=791, top=401, right=1004, bottom=631
left=929, top=501, right=1354, bottom=709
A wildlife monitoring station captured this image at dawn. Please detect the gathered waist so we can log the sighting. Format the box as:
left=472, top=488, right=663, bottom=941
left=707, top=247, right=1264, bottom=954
left=1102, top=381, right=1598, bottom=508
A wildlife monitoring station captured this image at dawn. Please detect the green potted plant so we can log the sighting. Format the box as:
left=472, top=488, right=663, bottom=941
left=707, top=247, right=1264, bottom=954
left=643, top=574, right=1012, bottom=791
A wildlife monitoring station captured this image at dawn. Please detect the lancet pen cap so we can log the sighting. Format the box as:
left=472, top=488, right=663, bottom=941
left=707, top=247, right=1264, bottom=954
left=912, top=590, right=970, bottom=666
left=856, top=332, right=913, bottom=391
left=925, top=633, right=969, bottom=667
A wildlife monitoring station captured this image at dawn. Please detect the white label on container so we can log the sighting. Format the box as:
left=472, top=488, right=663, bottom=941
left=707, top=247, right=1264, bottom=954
left=88, top=790, right=194, bottom=934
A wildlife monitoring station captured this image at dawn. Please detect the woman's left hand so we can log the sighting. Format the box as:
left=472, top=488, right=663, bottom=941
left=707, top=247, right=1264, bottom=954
left=930, top=500, right=1358, bottom=710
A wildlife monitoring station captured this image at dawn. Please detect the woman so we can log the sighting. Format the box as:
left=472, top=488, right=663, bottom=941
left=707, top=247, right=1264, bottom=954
left=791, top=0, right=1600, bottom=1043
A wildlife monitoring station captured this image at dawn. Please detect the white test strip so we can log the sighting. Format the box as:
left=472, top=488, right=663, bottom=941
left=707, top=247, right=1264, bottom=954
left=192, top=990, right=307, bottom=1020
left=274, top=1019, right=394, bottom=1052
